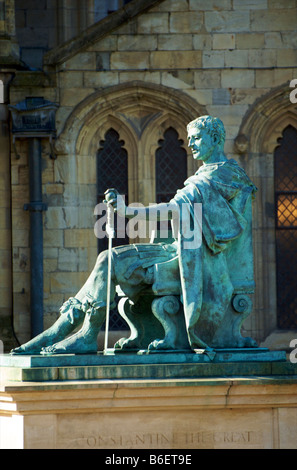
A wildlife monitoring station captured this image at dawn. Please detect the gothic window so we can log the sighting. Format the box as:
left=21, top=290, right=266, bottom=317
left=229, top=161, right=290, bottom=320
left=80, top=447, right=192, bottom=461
left=97, top=127, right=129, bottom=250
left=96, top=127, right=129, bottom=331
left=155, top=127, right=187, bottom=203
left=154, top=127, right=187, bottom=241
left=274, top=125, right=297, bottom=329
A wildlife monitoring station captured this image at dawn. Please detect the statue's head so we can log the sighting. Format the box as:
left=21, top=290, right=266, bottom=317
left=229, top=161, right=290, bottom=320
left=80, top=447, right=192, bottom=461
left=187, top=115, right=226, bottom=151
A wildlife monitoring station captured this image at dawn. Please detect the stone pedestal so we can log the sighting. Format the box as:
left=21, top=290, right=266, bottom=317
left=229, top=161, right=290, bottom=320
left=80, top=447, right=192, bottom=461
left=1, top=350, right=297, bottom=449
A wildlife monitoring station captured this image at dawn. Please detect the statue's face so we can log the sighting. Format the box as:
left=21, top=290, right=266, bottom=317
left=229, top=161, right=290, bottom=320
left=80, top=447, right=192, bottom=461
left=187, top=126, right=215, bottom=162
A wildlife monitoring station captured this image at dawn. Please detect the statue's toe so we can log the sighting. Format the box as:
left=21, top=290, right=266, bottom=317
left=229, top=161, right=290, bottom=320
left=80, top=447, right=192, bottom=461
left=10, top=346, right=25, bottom=355
left=148, top=339, right=165, bottom=350
left=10, top=345, right=41, bottom=355
left=40, top=345, right=58, bottom=355
left=41, top=336, right=98, bottom=355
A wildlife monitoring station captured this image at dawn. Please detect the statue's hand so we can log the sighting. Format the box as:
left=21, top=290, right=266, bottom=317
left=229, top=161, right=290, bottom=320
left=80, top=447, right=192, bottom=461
left=104, top=188, right=126, bottom=217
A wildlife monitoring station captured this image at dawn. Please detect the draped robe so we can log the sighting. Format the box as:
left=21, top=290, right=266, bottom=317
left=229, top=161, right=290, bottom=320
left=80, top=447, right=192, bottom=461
left=167, top=159, right=257, bottom=349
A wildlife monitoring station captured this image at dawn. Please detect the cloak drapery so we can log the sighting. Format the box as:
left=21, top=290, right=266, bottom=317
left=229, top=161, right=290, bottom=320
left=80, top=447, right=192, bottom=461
left=171, top=159, right=257, bottom=349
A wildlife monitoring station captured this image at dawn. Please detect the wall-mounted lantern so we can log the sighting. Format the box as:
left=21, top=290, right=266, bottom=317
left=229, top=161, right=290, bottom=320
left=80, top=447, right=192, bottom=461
left=9, top=96, right=58, bottom=159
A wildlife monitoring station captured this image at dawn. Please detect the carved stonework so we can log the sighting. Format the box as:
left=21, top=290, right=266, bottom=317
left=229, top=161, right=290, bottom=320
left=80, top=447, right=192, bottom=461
left=234, top=134, right=249, bottom=154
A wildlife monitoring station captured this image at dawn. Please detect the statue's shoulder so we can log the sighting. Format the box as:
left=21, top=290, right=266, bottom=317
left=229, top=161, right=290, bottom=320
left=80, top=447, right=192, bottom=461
left=191, top=159, right=235, bottom=182
left=188, top=159, right=256, bottom=195
left=195, top=159, right=251, bottom=182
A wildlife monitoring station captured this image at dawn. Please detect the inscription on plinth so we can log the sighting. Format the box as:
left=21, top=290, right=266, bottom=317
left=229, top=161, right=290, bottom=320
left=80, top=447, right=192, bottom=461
left=51, top=410, right=270, bottom=449
left=67, top=430, right=263, bottom=449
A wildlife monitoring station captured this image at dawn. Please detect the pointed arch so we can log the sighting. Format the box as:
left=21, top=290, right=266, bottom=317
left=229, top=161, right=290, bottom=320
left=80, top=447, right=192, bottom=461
left=97, top=127, right=129, bottom=203
left=155, top=127, right=188, bottom=203
left=140, top=110, right=199, bottom=205
left=54, top=81, right=206, bottom=205
left=55, top=82, right=205, bottom=156
left=238, top=83, right=297, bottom=154
left=236, top=83, right=297, bottom=344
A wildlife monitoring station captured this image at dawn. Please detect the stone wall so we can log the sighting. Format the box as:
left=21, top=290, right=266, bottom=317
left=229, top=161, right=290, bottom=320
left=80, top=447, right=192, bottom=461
left=4, top=0, right=297, bottom=348
left=14, top=0, right=131, bottom=69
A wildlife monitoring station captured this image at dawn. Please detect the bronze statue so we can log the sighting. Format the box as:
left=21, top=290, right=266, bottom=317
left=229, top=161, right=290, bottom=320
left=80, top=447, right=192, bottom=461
left=12, top=116, right=257, bottom=355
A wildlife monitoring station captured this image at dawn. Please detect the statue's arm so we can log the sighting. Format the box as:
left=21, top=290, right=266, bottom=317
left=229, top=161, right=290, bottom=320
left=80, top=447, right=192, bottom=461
left=104, top=188, right=178, bottom=221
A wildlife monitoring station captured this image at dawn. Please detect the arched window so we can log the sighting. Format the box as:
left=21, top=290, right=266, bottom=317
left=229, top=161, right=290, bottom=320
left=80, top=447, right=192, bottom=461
left=155, top=127, right=187, bottom=203
left=97, top=127, right=129, bottom=252
left=275, top=125, right=297, bottom=328
left=96, top=128, right=129, bottom=330
left=154, top=127, right=188, bottom=241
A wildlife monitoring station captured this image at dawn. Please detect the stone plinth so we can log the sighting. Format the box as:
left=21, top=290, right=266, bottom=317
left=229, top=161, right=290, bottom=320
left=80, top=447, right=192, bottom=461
left=0, top=348, right=287, bottom=382
left=1, top=350, right=297, bottom=449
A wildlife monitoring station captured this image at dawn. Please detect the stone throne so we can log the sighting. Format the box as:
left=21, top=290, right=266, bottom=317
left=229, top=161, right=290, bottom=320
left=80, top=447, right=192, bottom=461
left=114, top=189, right=257, bottom=353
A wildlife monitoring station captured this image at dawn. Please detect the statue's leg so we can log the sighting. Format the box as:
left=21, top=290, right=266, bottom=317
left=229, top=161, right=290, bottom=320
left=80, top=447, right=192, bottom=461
left=41, top=250, right=116, bottom=354
left=11, top=249, right=116, bottom=355
left=41, top=245, right=165, bottom=354
left=10, top=297, right=86, bottom=354
left=41, top=299, right=107, bottom=354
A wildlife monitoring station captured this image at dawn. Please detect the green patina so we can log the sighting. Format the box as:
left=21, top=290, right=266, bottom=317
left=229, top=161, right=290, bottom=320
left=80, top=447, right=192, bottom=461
left=10, top=116, right=260, bottom=358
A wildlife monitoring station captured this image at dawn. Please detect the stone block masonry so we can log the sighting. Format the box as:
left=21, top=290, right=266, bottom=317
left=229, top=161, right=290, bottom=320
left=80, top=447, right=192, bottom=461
left=6, top=0, right=297, bottom=350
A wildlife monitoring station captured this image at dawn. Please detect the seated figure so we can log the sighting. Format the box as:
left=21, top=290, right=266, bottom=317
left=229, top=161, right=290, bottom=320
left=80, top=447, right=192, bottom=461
left=12, top=115, right=258, bottom=355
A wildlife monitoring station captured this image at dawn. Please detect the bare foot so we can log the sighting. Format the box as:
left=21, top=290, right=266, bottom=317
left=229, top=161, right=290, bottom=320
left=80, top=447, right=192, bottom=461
left=41, top=305, right=106, bottom=355
left=41, top=329, right=98, bottom=355
left=11, top=298, right=85, bottom=355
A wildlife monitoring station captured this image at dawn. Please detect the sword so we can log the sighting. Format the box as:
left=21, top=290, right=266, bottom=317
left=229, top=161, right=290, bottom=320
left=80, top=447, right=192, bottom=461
left=104, top=202, right=115, bottom=354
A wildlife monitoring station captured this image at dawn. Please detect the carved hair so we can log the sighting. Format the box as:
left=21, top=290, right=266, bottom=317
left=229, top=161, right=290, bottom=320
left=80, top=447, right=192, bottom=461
left=187, top=115, right=226, bottom=148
